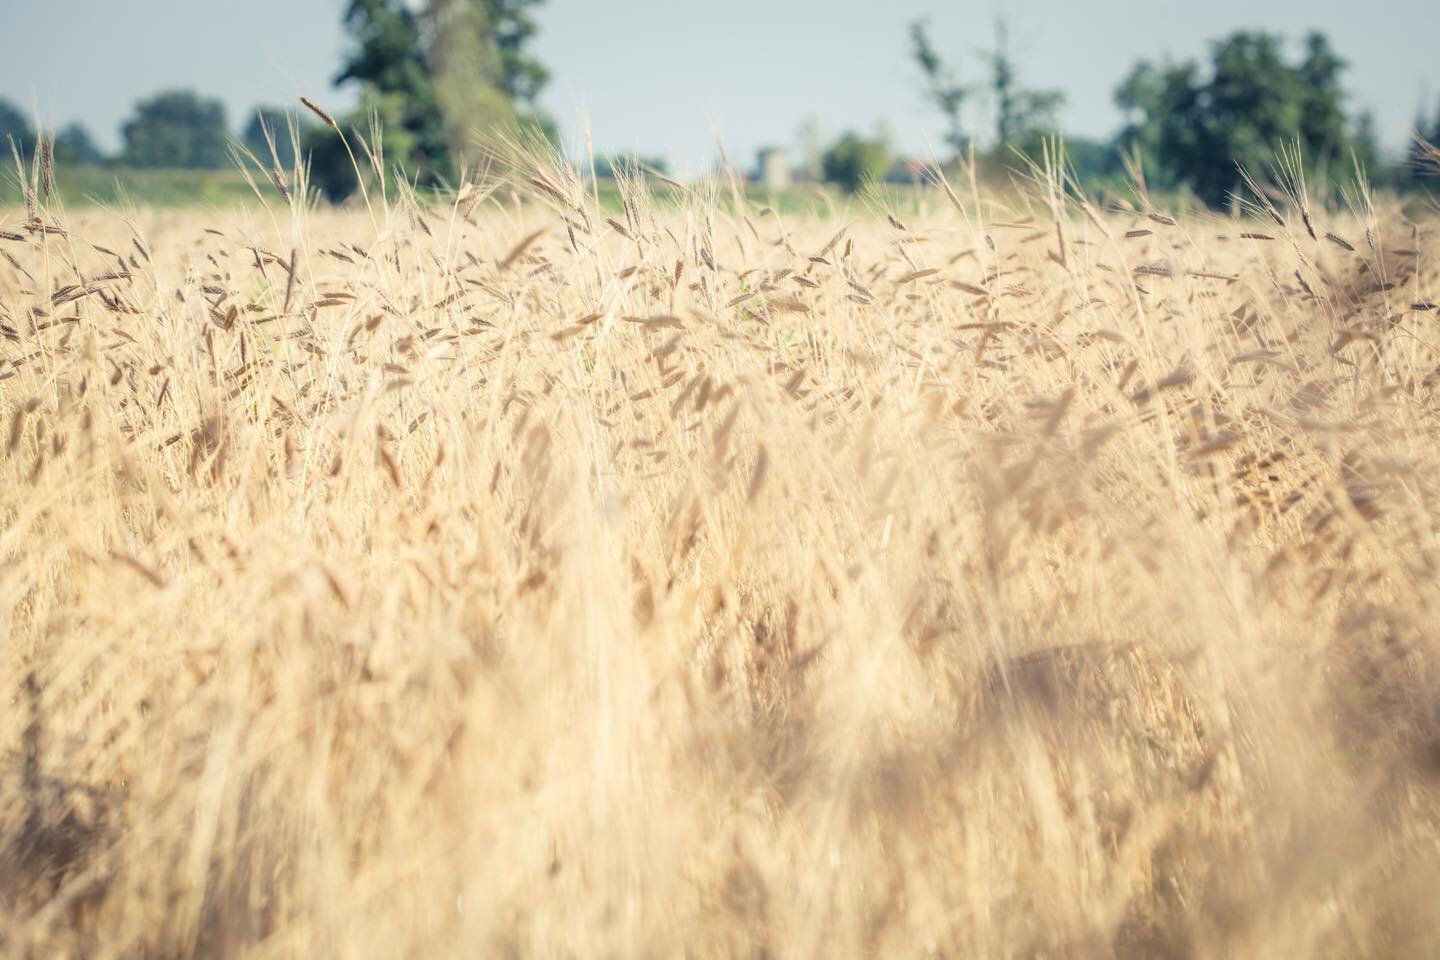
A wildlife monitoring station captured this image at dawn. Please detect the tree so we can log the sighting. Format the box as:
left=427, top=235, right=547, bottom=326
left=304, top=90, right=420, bottom=202
left=1295, top=33, right=1348, bottom=168
left=243, top=106, right=299, bottom=169
left=54, top=123, right=105, bottom=165
left=821, top=132, right=890, bottom=193
left=334, top=0, right=449, bottom=179
left=425, top=0, right=517, bottom=168
left=1064, top=135, right=1123, bottom=186
left=321, top=0, right=550, bottom=197
left=909, top=20, right=970, bottom=157
left=1406, top=97, right=1440, bottom=185
left=982, top=19, right=1064, bottom=152
left=481, top=0, right=550, bottom=106
left=1114, top=59, right=1198, bottom=189
left=1115, top=31, right=1369, bottom=206
left=0, top=98, right=35, bottom=159
left=907, top=18, right=1062, bottom=161
left=121, top=90, right=229, bottom=168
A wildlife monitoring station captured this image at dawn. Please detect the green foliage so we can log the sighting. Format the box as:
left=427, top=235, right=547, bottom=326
left=1059, top=136, right=1124, bottom=185
left=909, top=20, right=970, bottom=156
left=243, top=106, right=299, bottom=170
left=821, top=132, right=890, bottom=193
left=302, top=123, right=357, bottom=204
left=481, top=0, right=550, bottom=106
left=0, top=97, right=36, bottom=158
left=54, top=123, right=106, bottom=166
left=303, top=90, right=420, bottom=202
left=336, top=0, right=450, bottom=181
left=1406, top=97, right=1440, bottom=185
left=338, top=0, right=432, bottom=95
left=466, top=0, right=555, bottom=148
left=328, top=0, right=553, bottom=199
left=908, top=18, right=1063, bottom=163
left=121, top=90, right=230, bottom=169
left=427, top=0, right=518, bottom=169
left=1115, top=31, right=1370, bottom=206
left=0, top=164, right=256, bottom=208
left=517, top=110, right=560, bottom=149
left=984, top=20, right=1064, bottom=150
left=1, top=105, right=104, bottom=168
left=594, top=153, right=669, bottom=179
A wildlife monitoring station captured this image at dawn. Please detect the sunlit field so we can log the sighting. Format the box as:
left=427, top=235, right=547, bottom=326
left=3, top=149, right=1440, bottom=957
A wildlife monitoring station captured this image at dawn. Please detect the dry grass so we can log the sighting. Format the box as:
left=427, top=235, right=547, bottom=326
left=3, top=146, right=1440, bottom=958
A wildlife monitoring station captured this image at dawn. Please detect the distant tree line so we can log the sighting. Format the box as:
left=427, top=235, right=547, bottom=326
left=4, top=10, right=1438, bottom=208
left=2, top=98, right=106, bottom=166
left=0, top=0, right=553, bottom=202
left=0, top=91, right=313, bottom=172
left=890, top=22, right=1440, bottom=206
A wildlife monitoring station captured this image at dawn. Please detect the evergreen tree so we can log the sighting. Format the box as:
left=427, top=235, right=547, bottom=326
left=1295, top=32, right=1348, bottom=171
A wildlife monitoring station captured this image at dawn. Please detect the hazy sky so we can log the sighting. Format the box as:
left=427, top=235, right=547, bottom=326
left=3, top=0, right=1437, bottom=175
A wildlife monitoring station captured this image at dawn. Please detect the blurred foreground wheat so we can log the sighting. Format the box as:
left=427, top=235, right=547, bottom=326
left=3, top=150, right=1440, bottom=958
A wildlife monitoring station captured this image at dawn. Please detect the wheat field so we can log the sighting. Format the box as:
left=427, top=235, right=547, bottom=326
left=2, top=147, right=1440, bottom=958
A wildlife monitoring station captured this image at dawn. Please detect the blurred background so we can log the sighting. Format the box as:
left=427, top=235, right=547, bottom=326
left=2, top=0, right=1438, bottom=205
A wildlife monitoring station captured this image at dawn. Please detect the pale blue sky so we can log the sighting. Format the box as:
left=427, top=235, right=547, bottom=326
left=3, top=0, right=1437, bottom=174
